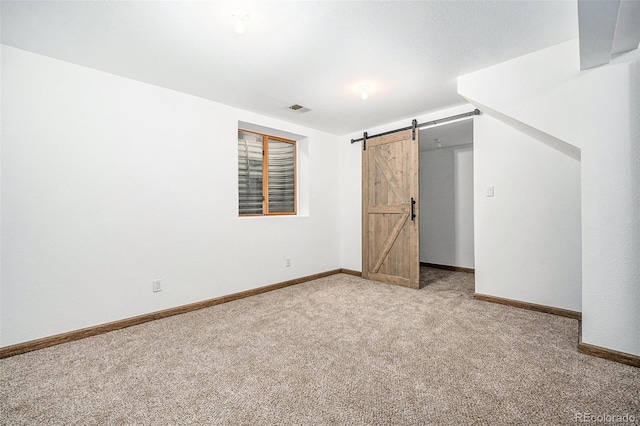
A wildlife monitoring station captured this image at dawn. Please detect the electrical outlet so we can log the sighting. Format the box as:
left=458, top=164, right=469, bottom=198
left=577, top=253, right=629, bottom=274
left=285, top=257, right=291, bottom=267
left=153, top=279, right=162, bottom=293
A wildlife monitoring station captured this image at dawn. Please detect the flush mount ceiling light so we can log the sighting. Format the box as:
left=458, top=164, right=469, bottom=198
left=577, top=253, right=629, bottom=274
left=232, top=10, right=249, bottom=34
left=358, top=85, right=372, bottom=101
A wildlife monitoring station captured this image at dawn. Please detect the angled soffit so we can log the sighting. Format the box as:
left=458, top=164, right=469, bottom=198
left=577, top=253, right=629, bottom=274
left=578, top=0, right=640, bottom=70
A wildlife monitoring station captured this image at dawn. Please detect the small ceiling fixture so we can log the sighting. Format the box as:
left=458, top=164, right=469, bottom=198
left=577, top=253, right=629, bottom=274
left=232, top=10, right=249, bottom=34
left=358, top=85, right=372, bottom=101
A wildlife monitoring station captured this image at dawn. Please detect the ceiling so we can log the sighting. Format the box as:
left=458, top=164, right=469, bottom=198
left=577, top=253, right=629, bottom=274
left=1, top=1, right=579, bottom=135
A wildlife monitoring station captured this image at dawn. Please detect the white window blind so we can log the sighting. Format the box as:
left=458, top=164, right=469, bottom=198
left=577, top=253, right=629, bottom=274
left=238, top=130, right=296, bottom=215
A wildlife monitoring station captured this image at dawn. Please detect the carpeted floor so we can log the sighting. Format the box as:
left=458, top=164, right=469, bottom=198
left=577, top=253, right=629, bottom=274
left=1, top=268, right=639, bottom=425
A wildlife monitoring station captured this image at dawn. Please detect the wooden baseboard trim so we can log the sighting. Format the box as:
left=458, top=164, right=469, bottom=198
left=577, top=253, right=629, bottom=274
left=340, top=268, right=362, bottom=277
left=473, top=293, right=582, bottom=320
left=474, top=296, right=638, bottom=368
left=577, top=323, right=640, bottom=368
left=578, top=341, right=640, bottom=368
left=0, top=269, right=344, bottom=359
left=420, top=262, right=475, bottom=274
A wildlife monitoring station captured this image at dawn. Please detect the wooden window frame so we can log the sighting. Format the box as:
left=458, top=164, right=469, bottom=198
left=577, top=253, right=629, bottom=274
left=238, top=129, right=297, bottom=217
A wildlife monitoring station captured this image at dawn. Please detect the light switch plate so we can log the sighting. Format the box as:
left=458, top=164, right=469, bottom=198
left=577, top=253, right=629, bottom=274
left=486, top=186, right=494, bottom=197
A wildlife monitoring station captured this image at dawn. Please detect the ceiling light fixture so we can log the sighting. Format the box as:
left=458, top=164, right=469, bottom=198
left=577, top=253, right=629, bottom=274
left=232, top=10, right=249, bottom=34
left=358, top=85, right=372, bottom=101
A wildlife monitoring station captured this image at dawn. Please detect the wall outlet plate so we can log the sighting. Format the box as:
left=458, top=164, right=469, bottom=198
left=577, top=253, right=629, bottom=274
left=153, top=279, right=162, bottom=292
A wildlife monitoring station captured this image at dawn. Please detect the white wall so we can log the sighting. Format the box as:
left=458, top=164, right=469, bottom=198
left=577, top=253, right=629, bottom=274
left=419, top=145, right=474, bottom=268
left=474, top=115, right=581, bottom=311
left=459, top=40, right=640, bottom=356
left=339, top=104, right=476, bottom=272
left=0, top=45, right=3, bottom=345
left=1, top=45, right=342, bottom=347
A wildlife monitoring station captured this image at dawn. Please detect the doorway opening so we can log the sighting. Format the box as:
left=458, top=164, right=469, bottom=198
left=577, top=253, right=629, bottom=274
left=359, top=110, right=478, bottom=290
left=418, top=120, right=475, bottom=288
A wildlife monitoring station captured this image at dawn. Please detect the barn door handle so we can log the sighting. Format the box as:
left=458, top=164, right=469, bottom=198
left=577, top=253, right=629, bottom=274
left=411, top=198, right=416, bottom=221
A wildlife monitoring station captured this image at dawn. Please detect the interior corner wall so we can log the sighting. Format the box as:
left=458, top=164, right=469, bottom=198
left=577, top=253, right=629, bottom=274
left=0, top=45, right=3, bottom=345
left=419, top=145, right=474, bottom=269
left=580, top=55, right=640, bottom=355
left=338, top=104, right=476, bottom=272
left=0, top=45, right=342, bottom=347
left=473, top=115, right=582, bottom=311
left=459, top=40, right=640, bottom=356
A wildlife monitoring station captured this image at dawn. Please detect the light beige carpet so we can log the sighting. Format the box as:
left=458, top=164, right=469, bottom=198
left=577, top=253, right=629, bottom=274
left=1, top=268, right=639, bottom=425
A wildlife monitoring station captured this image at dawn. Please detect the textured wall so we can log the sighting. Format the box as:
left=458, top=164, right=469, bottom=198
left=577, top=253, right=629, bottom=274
left=1, top=46, right=342, bottom=346
left=459, top=40, right=640, bottom=355
left=473, top=115, right=581, bottom=311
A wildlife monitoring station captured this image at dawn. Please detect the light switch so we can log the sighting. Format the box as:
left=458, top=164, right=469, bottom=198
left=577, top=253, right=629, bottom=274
left=486, top=186, right=494, bottom=197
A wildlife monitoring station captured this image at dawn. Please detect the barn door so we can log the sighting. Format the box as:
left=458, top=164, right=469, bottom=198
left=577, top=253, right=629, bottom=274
left=362, top=129, right=419, bottom=289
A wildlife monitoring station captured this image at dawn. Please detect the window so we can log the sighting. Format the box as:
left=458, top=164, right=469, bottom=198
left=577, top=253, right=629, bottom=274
left=238, top=129, right=296, bottom=216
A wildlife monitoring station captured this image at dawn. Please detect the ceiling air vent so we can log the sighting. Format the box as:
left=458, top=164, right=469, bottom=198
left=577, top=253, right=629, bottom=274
left=288, top=104, right=312, bottom=113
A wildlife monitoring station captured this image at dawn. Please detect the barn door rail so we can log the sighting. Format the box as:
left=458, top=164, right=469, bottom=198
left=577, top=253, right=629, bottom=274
left=351, top=109, right=480, bottom=149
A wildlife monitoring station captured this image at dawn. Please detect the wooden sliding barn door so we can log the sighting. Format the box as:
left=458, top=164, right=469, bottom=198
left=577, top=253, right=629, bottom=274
left=362, top=129, right=419, bottom=289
